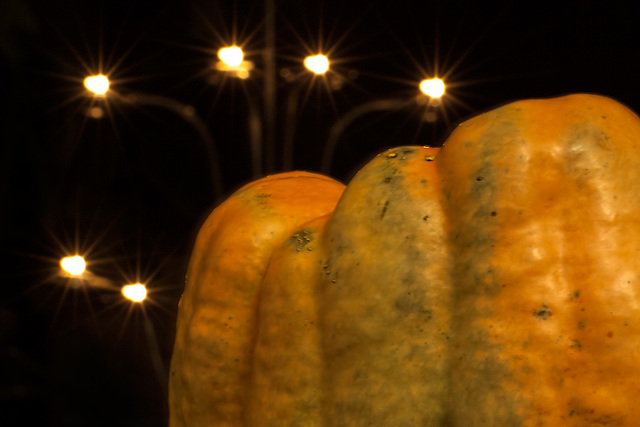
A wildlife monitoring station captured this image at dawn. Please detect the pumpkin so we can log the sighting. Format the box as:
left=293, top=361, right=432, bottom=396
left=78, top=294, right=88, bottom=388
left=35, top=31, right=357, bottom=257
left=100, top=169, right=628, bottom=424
left=169, top=93, right=640, bottom=426
left=168, top=171, right=346, bottom=425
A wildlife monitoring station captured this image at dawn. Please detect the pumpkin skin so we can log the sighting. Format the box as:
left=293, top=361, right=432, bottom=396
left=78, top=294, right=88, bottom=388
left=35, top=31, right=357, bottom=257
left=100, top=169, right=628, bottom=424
left=170, top=94, right=640, bottom=426
left=168, top=172, right=346, bottom=426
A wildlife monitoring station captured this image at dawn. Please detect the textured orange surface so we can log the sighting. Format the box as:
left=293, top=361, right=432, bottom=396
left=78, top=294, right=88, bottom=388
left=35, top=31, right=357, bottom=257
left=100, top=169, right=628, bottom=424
left=170, top=94, right=640, bottom=426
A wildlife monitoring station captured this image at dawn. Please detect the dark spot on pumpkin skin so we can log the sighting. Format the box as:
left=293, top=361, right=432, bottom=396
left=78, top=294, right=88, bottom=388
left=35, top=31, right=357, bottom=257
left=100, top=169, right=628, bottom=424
left=380, top=200, right=389, bottom=219
left=568, top=405, right=626, bottom=424
left=533, top=304, right=552, bottom=320
left=383, top=177, right=392, bottom=183
left=578, top=320, right=586, bottom=329
left=394, top=292, right=432, bottom=319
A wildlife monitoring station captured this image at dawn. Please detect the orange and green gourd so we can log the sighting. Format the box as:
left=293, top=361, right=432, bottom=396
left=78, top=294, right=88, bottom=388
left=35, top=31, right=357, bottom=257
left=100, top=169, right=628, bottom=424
left=169, top=93, right=640, bottom=426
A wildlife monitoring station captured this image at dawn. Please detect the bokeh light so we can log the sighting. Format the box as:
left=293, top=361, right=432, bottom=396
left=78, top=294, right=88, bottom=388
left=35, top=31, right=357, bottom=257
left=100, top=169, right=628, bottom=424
left=419, top=78, right=446, bottom=98
left=83, top=74, right=110, bottom=96
left=215, top=46, right=253, bottom=79
left=218, top=46, right=244, bottom=67
left=122, top=283, right=147, bottom=302
left=60, top=255, right=86, bottom=276
left=304, top=54, right=330, bottom=74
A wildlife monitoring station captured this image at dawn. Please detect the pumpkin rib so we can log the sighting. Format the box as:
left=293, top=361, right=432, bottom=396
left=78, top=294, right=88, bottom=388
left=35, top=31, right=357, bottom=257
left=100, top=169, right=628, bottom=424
left=169, top=172, right=345, bottom=427
left=438, top=93, right=640, bottom=425
left=319, top=146, right=453, bottom=425
left=248, top=214, right=333, bottom=425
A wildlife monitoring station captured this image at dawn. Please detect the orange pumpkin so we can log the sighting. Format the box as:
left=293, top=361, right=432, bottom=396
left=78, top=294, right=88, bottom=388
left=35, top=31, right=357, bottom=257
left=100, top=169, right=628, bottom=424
left=168, top=171, right=345, bottom=426
left=170, top=94, right=640, bottom=425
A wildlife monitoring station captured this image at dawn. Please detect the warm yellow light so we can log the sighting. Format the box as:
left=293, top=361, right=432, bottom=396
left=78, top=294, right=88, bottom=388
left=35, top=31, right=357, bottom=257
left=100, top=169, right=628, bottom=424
left=60, top=255, right=86, bottom=276
left=87, top=106, right=104, bottom=119
left=218, top=46, right=244, bottom=67
left=122, top=283, right=147, bottom=302
left=84, top=75, right=110, bottom=95
left=420, top=78, right=445, bottom=98
left=304, top=54, right=330, bottom=74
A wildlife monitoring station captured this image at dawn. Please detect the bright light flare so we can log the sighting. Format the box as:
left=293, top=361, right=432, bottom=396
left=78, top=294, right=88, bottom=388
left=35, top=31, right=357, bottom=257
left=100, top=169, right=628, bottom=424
left=420, top=78, right=446, bottom=98
left=122, top=283, right=147, bottom=302
left=215, top=46, right=252, bottom=78
left=218, top=46, right=244, bottom=67
left=84, top=74, right=110, bottom=95
left=304, top=54, right=330, bottom=74
left=60, top=255, right=86, bottom=276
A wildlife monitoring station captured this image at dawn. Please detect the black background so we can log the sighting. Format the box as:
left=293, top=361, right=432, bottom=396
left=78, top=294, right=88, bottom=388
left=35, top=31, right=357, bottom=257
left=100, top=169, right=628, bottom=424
left=2, top=0, right=640, bottom=425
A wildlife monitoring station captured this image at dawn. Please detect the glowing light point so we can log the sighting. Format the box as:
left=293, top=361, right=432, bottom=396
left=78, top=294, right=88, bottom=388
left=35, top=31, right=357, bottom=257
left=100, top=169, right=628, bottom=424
left=218, top=46, right=244, bottom=67
left=215, top=46, right=253, bottom=78
left=60, top=255, right=86, bottom=276
left=84, top=75, right=110, bottom=95
left=420, top=78, right=446, bottom=98
left=304, top=54, right=330, bottom=74
left=122, top=283, right=147, bottom=302
left=88, top=106, right=104, bottom=119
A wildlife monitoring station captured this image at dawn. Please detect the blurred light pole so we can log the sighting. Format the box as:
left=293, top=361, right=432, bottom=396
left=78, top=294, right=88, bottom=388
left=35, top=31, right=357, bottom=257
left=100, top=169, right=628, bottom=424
left=282, top=53, right=331, bottom=170
left=213, top=0, right=287, bottom=175
left=214, top=45, right=263, bottom=178
left=264, top=0, right=277, bottom=173
left=214, top=45, right=335, bottom=174
left=321, top=78, right=446, bottom=174
left=119, top=281, right=167, bottom=399
left=58, top=254, right=116, bottom=290
left=84, top=75, right=224, bottom=201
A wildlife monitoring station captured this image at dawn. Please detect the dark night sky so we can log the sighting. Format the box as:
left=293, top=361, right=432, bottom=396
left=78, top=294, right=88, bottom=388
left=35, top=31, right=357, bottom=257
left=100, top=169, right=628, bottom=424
left=2, top=0, right=640, bottom=425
